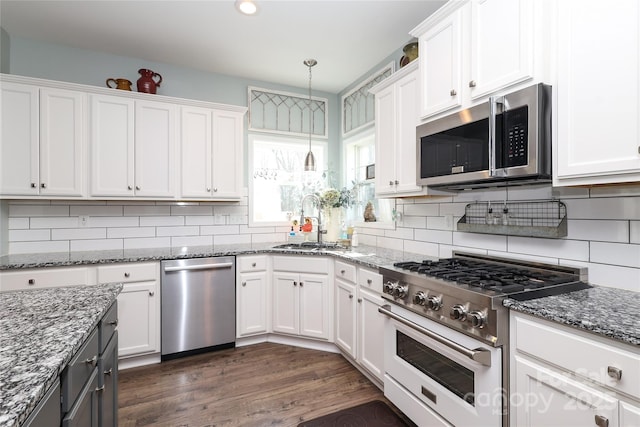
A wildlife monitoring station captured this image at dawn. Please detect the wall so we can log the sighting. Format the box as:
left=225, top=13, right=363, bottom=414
left=1, top=27, right=9, bottom=73
left=355, top=184, right=640, bottom=292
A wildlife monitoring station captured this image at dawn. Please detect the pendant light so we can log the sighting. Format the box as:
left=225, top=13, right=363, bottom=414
left=304, top=59, right=317, bottom=171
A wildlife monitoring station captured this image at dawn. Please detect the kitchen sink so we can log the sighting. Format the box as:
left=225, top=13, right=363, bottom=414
left=272, top=242, right=348, bottom=251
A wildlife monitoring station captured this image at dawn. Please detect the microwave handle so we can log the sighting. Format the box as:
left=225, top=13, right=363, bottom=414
left=489, top=96, right=507, bottom=178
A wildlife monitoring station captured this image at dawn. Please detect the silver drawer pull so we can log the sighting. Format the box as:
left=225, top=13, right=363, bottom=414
left=84, top=355, right=97, bottom=366
left=104, top=368, right=113, bottom=376
left=595, top=415, right=609, bottom=427
left=95, top=385, right=105, bottom=393
left=164, top=262, right=233, bottom=272
left=607, top=366, right=622, bottom=380
left=108, top=319, right=118, bottom=327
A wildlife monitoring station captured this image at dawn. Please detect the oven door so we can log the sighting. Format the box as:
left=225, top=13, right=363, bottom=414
left=379, top=304, right=503, bottom=427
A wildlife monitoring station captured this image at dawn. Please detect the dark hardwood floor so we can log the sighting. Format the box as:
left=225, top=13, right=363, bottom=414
left=118, top=342, right=410, bottom=427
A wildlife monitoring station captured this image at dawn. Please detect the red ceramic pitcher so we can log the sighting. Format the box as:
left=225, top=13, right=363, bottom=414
left=137, top=68, right=162, bottom=94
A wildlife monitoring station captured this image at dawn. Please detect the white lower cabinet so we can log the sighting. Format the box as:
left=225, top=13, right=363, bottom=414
left=511, top=312, right=640, bottom=427
left=97, top=262, right=160, bottom=358
left=0, top=266, right=92, bottom=292
left=272, top=256, right=332, bottom=341
left=236, top=255, right=270, bottom=337
left=334, top=260, right=385, bottom=383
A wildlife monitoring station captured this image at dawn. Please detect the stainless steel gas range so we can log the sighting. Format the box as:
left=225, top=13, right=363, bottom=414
left=377, top=252, right=589, bottom=427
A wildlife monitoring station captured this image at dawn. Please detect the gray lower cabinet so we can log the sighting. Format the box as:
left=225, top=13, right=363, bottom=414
left=23, top=379, right=61, bottom=427
left=58, top=301, right=118, bottom=427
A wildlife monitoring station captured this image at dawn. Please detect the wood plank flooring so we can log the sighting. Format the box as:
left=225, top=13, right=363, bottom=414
left=118, top=342, right=412, bottom=427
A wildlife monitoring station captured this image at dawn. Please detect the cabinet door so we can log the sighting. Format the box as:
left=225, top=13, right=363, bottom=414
left=469, top=0, right=534, bottom=100
left=39, top=88, right=85, bottom=196
left=358, top=287, right=384, bottom=382
left=90, top=94, right=135, bottom=197
left=513, top=356, right=618, bottom=427
left=620, top=400, right=640, bottom=427
left=62, top=368, right=99, bottom=427
left=135, top=100, right=176, bottom=197
left=419, top=7, right=463, bottom=118
left=237, top=271, right=269, bottom=336
left=335, top=279, right=357, bottom=358
left=117, top=280, right=158, bottom=357
left=555, top=0, right=640, bottom=185
left=98, top=331, right=117, bottom=427
left=374, top=84, right=397, bottom=196
left=395, top=70, right=421, bottom=194
left=180, top=106, right=212, bottom=198
left=0, top=82, right=39, bottom=195
left=299, top=273, right=330, bottom=340
left=272, top=272, right=299, bottom=335
left=211, top=110, right=243, bottom=199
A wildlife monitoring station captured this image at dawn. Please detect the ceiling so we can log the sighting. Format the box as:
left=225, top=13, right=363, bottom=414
left=0, top=0, right=446, bottom=93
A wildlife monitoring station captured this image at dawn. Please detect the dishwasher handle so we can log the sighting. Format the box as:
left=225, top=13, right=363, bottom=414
left=163, top=262, right=234, bottom=272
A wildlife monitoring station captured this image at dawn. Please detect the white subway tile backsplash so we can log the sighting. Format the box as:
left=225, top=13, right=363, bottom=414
left=30, top=217, right=84, bottom=229
left=426, top=216, right=453, bottom=231
left=589, top=184, right=640, bottom=198
left=377, top=236, right=403, bottom=251
left=69, top=205, right=124, bottom=216
left=9, top=229, right=50, bottom=242
left=52, top=228, right=106, bottom=240
left=200, top=225, right=241, bottom=235
left=123, top=237, right=171, bottom=250
left=631, top=221, right=640, bottom=244
left=507, top=236, right=589, bottom=262
left=170, top=205, right=214, bottom=216
left=156, top=226, right=200, bottom=237
left=385, top=227, right=414, bottom=240
left=10, top=205, right=69, bottom=217
left=399, top=215, right=426, bottom=229
left=403, top=240, right=439, bottom=258
left=587, top=263, right=640, bottom=292
left=171, top=235, right=214, bottom=247
left=70, top=239, right=123, bottom=252
left=403, top=203, right=439, bottom=217
left=123, top=205, right=171, bottom=216
left=8, top=218, right=29, bottom=229
left=84, top=216, right=139, bottom=227
left=452, top=231, right=507, bottom=252
left=415, top=229, right=453, bottom=245
left=185, top=216, right=216, bottom=226
left=214, top=234, right=251, bottom=245
left=214, top=205, right=249, bottom=215
left=251, top=233, right=286, bottom=244
left=438, top=202, right=467, bottom=217
left=139, top=216, right=184, bottom=227
left=567, top=220, right=629, bottom=243
left=564, top=197, right=640, bottom=220
left=590, top=242, right=640, bottom=268
left=506, top=185, right=554, bottom=201
left=11, top=240, right=69, bottom=253
left=107, top=227, right=156, bottom=239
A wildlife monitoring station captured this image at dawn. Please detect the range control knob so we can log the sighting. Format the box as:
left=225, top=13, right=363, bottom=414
left=393, top=284, right=409, bottom=298
left=426, top=295, right=442, bottom=311
left=450, top=304, right=467, bottom=321
left=383, top=281, right=397, bottom=295
left=413, top=291, right=427, bottom=306
left=468, top=311, right=486, bottom=328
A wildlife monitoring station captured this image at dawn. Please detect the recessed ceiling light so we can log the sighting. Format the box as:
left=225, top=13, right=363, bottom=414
left=235, top=0, right=258, bottom=15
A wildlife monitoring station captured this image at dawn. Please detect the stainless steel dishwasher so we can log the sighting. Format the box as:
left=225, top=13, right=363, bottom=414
left=161, top=256, right=236, bottom=360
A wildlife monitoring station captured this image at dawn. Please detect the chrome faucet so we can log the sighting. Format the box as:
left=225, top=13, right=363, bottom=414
left=300, top=194, right=325, bottom=243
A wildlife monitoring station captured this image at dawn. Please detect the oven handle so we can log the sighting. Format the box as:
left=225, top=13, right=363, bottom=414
left=378, top=305, right=492, bottom=367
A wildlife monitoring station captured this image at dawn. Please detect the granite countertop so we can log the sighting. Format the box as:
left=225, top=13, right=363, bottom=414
left=0, top=283, right=123, bottom=427
left=504, top=286, right=640, bottom=346
left=0, top=242, right=424, bottom=271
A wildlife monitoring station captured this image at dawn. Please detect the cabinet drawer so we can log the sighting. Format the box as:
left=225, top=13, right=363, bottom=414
left=0, top=267, right=90, bottom=291
left=514, top=314, right=640, bottom=398
left=61, top=328, right=99, bottom=412
left=335, top=260, right=356, bottom=283
left=238, top=255, right=268, bottom=272
left=272, top=256, right=329, bottom=274
left=96, top=262, right=157, bottom=284
left=99, top=302, right=118, bottom=353
left=357, top=267, right=382, bottom=294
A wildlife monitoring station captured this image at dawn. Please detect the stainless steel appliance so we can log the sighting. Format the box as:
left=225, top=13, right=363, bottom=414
left=416, top=83, right=552, bottom=190
left=378, top=252, right=589, bottom=426
left=161, top=256, right=236, bottom=360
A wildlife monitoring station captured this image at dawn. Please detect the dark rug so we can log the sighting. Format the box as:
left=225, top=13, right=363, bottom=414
left=297, top=400, right=410, bottom=427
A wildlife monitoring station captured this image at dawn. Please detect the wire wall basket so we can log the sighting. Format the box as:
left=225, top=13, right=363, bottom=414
left=457, top=200, right=567, bottom=238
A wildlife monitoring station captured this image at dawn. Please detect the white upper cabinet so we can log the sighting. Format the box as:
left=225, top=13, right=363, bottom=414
left=90, top=95, right=176, bottom=198
left=553, top=0, right=640, bottom=186
left=180, top=106, right=245, bottom=200
left=1, top=80, right=86, bottom=197
left=370, top=63, right=424, bottom=197
left=413, top=0, right=539, bottom=120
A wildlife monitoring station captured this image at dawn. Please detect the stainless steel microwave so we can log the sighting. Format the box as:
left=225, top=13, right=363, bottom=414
left=416, top=83, right=552, bottom=191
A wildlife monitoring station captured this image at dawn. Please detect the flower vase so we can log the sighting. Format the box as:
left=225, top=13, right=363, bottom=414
left=324, top=207, right=342, bottom=242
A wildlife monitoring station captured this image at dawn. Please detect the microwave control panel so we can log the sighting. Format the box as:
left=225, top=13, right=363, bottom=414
left=504, top=106, right=528, bottom=167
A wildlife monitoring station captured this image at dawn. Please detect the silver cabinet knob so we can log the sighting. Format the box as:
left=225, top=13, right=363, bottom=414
left=300, top=282, right=304, bottom=287
left=242, top=282, right=247, bottom=287
left=367, top=279, right=372, bottom=284
left=450, top=89, right=457, bottom=96
left=293, top=281, right=298, bottom=286
left=84, top=355, right=97, bottom=366
left=206, top=187, right=211, bottom=192
left=30, top=183, right=37, bottom=188
left=349, top=294, right=353, bottom=299
left=28, top=279, right=35, bottom=285
left=340, top=269, right=346, bottom=274
left=469, top=80, right=476, bottom=88
left=104, top=368, right=113, bottom=376
left=595, top=415, right=609, bottom=427
left=124, top=272, right=130, bottom=278
left=40, top=183, right=46, bottom=188
left=127, top=185, right=133, bottom=190
left=607, top=366, right=622, bottom=380
left=389, top=180, right=394, bottom=186
left=213, top=188, right=218, bottom=192
left=149, top=291, right=155, bottom=296
left=358, top=298, right=362, bottom=303
left=394, top=180, right=399, bottom=185
left=252, top=262, right=257, bottom=267
left=135, top=185, right=140, bottom=190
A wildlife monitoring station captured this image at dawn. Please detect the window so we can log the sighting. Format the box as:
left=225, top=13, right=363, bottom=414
left=344, top=130, right=394, bottom=227
left=249, top=134, right=328, bottom=226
